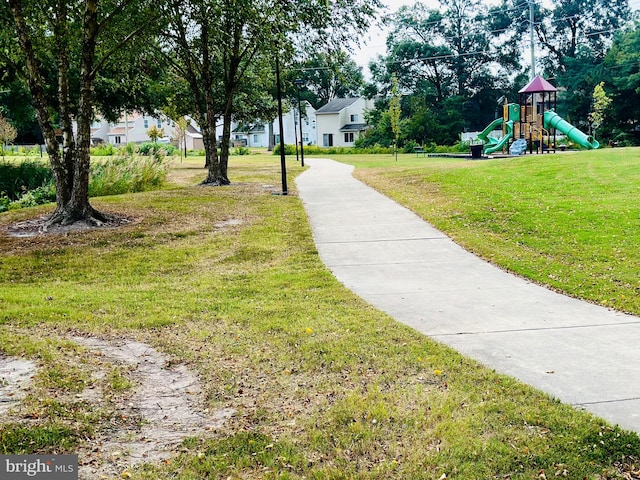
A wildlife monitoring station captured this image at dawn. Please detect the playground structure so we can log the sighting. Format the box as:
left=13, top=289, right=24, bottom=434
left=477, top=75, right=599, bottom=155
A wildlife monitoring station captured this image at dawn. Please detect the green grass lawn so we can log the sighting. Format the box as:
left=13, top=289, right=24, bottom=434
left=1, top=153, right=639, bottom=479
left=337, top=148, right=640, bottom=317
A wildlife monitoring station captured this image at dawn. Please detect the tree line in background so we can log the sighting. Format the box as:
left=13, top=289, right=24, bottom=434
left=0, top=0, right=639, bottom=226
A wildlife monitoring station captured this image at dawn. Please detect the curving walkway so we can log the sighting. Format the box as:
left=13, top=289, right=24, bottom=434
left=296, top=158, right=640, bottom=433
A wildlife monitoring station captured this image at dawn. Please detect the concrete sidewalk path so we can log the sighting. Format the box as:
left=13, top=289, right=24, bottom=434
left=296, top=158, right=640, bottom=434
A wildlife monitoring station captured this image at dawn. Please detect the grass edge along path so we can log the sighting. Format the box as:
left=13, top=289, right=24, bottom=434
left=346, top=148, right=640, bottom=318
left=0, top=156, right=638, bottom=479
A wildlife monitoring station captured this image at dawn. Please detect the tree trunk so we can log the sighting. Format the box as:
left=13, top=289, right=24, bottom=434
left=268, top=121, right=274, bottom=151
left=199, top=82, right=228, bottom=185
left=201, top=110, right=224, bottom=185
left=216, top=109, right=232, bottom=183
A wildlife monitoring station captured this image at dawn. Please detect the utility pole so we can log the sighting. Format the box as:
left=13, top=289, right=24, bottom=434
left=529, top=0, right=536, bottom=79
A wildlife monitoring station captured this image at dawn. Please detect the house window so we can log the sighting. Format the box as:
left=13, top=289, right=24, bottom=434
left=253, top=134, right=259, bottom=143
left=274, top=134, right=280, bottom=144
left=350, top=114, right=359, bottom=122
left=144, top=119, right=149, bottom=129
left=323, top=134, right=333, bottom=147
left=157, top=119, right=162, bottom=128
left=344, top=132, right=354, bottom=143
left=114, top=136, right=121, bottom=144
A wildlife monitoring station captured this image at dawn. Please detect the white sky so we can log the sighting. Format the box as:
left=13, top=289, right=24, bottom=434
left=351, top=0, right=429, bottom=72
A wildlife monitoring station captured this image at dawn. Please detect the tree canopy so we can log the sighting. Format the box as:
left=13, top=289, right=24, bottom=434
left=294, top=49, right=365, bottom=109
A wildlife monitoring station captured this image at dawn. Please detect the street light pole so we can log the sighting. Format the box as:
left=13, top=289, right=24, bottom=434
left=294, top=78, right=305, bottom=167
left=275, top=52, right=288, bottom=195
left=293, top=108, right=299, bottom=162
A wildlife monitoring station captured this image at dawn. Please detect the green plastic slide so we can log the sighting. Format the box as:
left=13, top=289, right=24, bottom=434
left=543, top=110, right=599, bottom=149
left=478, top=118, right=514, bottom=154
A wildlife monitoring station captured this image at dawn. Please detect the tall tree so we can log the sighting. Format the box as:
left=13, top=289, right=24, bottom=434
left=389, top=74, right=401, bottom=160
left=536, top=0, right=630, bottom=76
left=602, top=23, right=640, bottom=142
left=162, top=0, right=380, bottom=185
left=367, top=0, right=517, bottom=141
left=2, top=0, right=158, bottom=226
left=0, top=112, right=17, bottom=158
left=382, top=0, right=516, bottom=100
left=589, top=81, right=611, bottom=139
left=294, top=49, right=364, bottom=109
left=490, top=0, right=631, bottom=77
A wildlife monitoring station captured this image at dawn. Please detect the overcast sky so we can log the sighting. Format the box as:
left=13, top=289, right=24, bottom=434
left=351, top=0, right=427, bottom=73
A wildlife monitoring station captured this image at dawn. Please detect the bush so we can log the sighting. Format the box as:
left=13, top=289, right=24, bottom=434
left=0, top=159, right=53, bottom=200
left=0, top=195, right=11, bottom=213
left=402, top=140, right=419, bottom=153
left=89, top=155, right=170, bottom=197
left=90, top=143, right=116, bottom=156
left=138, top=142, right=178, bottom=157
left=272, top=144, right=297, bottom=155
left=295, top=144, right=394, bottom=155
left=2, top=145, right=41, bottom=156
left=234, top=146, right=250, bottom=155
left=8, top=181, right=56, bottom=210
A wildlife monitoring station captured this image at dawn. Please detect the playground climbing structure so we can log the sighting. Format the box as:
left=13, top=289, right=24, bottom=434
left=478, top=75, right=599, bottom=155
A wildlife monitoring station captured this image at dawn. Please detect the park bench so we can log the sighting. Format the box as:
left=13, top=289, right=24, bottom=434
left=414, top=146, right=426, bottom=157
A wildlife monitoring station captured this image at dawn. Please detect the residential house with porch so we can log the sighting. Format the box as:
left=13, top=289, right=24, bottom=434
left=315, top=97, right=373, bottom=147
left=90, top=112, right=174, bottom=145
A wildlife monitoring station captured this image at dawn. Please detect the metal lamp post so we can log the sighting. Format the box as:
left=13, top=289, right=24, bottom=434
left=294, top=78, right=304, bottom=167
left=275, top=52, right=288, bottom=195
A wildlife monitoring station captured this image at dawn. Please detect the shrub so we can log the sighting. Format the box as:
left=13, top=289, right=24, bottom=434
left=272, top=144, right=297, bottom=155
left=0, top=195, right=10, bottom=213
left=138, top=142, right=178, bottom=157
left=2, top=145, right=41, bottom=156
left=125, top=142, right=137, bottom=155
left=89, top=155, right=170, bottom=197
left=296, top=144, right=394, bottom=155
left=90, top=143, right=115, bottom=156
left=234, top=146, right=250, bottom=155
left=402, top=140, right=419, bottom=153
left=0, top=159, right=53, bottom=200
left=8, top=181, right=56, bottom=210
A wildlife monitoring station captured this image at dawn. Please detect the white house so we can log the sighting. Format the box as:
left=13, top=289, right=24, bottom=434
left=232, top=101, right=317, bottom=148
left=231, top=124, right=267, bottom=147
left=184, top=124, right=204, bottom=150
left=275, top=101, right=316, bottom=147
left=315, top=97, right=373, bottom=147
left=90, top=112, right=174, bottom=145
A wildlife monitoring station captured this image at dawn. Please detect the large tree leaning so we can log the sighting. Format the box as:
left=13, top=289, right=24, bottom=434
left=7, top=0, right=151, bottom=227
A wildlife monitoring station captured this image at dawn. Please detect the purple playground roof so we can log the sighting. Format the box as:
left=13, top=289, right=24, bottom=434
left=518, top=75, right=558, bottom=93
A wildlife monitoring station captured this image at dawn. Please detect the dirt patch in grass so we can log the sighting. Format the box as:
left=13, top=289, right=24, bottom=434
left=4, top=213, right=136, bottom=238
left=1, top=335, right=234, bottom=479
left=70, top=336, right=235, bottom=478
left=0, top=357, right=37, bottom=416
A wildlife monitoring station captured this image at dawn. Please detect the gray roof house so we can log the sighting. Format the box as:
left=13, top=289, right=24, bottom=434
left=315, top=97, right=374, bottom=148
